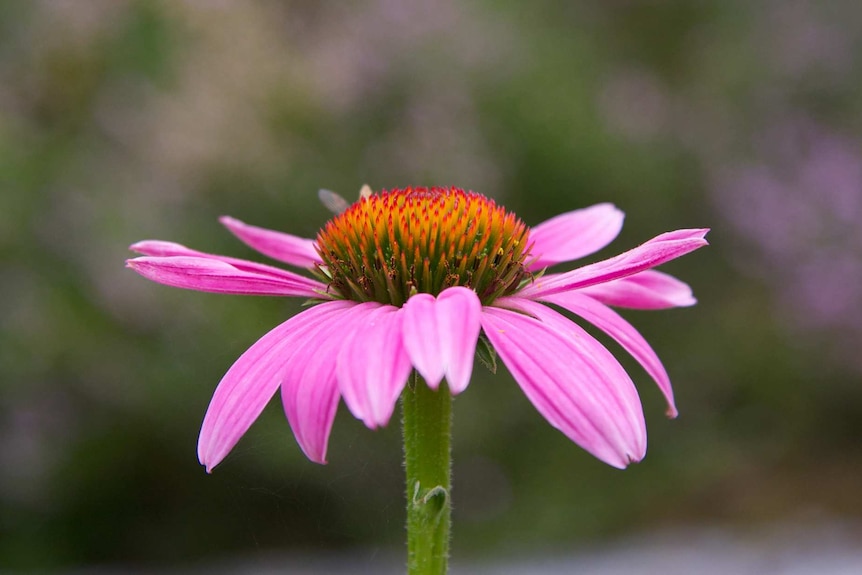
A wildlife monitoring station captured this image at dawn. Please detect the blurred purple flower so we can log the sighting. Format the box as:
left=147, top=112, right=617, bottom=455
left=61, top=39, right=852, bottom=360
left=713, top=118, right=862, bottom=362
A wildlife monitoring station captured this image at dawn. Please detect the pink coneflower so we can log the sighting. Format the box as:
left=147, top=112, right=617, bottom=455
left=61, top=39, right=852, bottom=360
left=127, top=187, right=707, bottom=471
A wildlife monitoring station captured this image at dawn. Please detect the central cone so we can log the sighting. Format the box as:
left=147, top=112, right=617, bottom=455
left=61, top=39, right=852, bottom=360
left=315, top=186, right=532, bottom=306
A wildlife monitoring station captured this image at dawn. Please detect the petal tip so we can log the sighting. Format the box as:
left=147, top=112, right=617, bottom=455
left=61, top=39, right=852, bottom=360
left=199, top=451, right=218, bottom=474
left=362, top=418, right=384, bottom=431
left=446, top=379, right=469, bottom=395
left=422, top=374, right=443, bottom=391
left=605, top=453, right=639, bottom=470
left=625, top=452, right=643, bottom=467
left=306, top=452, right=329, bottom=465
left=605, top=203, right=625, bottom=219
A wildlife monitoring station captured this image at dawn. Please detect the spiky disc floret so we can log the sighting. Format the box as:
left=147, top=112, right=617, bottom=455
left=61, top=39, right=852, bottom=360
left=314, top=186, right=532, bottom=306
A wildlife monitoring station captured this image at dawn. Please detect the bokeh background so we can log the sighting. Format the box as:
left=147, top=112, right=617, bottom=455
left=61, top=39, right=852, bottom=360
left=2, top=0, right=862, bottom=572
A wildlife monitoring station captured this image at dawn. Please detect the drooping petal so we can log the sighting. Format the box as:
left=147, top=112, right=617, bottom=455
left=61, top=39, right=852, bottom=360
left=481, top=300, right=646, bottom=468
left=520, top=228, right=709, bottom=299
left=198, top=300, right=354, bottom=472
left=337, top=305, right=412, bottom=429
left=434, top=287, right=482, bottom=393
left=402, top=286, right=482, bottom=394
left=280, top=305, right=372, bottom=464
left=579, top=270, right=696, bottom=309
left=130, top=240, right=203, bottom=257
left=538, top=291, right=677, bottom=417
left=401, top=294, right=444, bottom=387
left=527, top=203, right=625, bottom=271
left=126, top=255, right=325, bottom=297
left=220, top=216, right=320, bottom=269
left=130, top=240, right=322, bottom=285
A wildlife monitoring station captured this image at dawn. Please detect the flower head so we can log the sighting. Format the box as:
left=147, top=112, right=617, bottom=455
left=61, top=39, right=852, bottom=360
left=315, top=187, right=530, bottom=305
left=127, top=186, right=707, bottom=471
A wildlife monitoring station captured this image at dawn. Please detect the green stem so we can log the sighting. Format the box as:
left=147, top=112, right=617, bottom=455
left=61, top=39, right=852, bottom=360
left=402, top=372, right=452, bottom=575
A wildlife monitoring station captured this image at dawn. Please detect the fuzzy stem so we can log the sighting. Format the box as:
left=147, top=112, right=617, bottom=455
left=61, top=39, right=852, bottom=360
left=402, top=372, right=452, bottom=575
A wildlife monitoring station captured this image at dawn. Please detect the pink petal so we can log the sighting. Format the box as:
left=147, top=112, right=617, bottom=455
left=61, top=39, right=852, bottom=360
left=481, top=300, right=646, bottom=468
left=220, top=216, right=320, bottom=269
left=126, top=255, right=325, bottom=297
left=527, top=203, right=625, bottom=271
left=521, top=228, right=709, bottom=299
left=198, top=300, right=354, bottom=471
left=337, top=305, right=412, bottom=429
left=401, top=294, right=444, bottom=387
left=402, top=287, right=482, bottom=394
left=579, top=270, right=696, bottom=309
left=434, top=287, right=482, bottom=393
left=280, top=307, right=371, bottom=464
left=130, top=240, right=319, bottom=284
left=539, top=291, right=677, bottom=417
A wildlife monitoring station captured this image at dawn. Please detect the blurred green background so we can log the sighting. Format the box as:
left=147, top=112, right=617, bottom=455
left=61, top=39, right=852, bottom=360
left=2, top=0, right=862, bottom=571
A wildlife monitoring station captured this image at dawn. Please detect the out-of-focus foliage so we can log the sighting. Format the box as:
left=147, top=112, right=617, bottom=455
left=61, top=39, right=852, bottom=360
left=2, top=0, right=861, bottom=570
